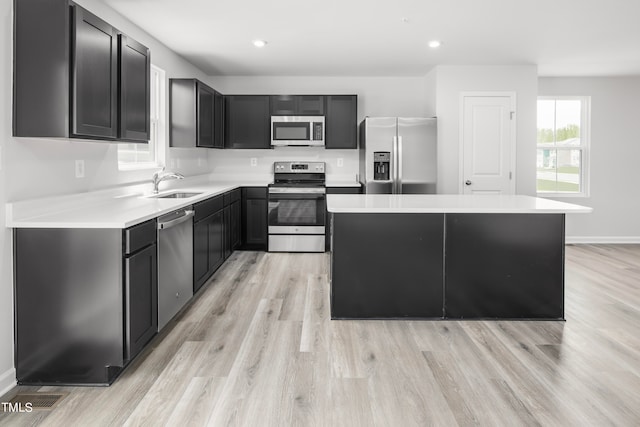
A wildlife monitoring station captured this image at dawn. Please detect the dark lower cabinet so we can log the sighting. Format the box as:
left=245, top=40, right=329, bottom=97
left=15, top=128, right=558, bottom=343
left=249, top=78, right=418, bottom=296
left=223, top=189, right=242, bottom=259
left=325, top=95, right=358, bottom=149
left=14, top=219, right=158, bottom=385
left=193, top=197, right=225, bottom=293
left=124, top=240, right=157, bottom=361
left=241, top=187, right=268, bottom=250
left=225, top=96, right=270, bottom=149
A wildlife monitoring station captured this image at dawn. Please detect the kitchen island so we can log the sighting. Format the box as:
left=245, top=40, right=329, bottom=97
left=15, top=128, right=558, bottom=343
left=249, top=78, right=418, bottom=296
left=327, top=194, right=592, bottom=320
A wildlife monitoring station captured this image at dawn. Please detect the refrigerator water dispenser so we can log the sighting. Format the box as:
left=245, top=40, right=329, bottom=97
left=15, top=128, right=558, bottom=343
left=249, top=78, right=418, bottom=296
left=373, top=151, right=390, bottom=180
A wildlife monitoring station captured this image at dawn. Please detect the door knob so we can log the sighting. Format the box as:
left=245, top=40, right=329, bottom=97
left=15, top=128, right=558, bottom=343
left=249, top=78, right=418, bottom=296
left=465, top=180, right=472, bottom=186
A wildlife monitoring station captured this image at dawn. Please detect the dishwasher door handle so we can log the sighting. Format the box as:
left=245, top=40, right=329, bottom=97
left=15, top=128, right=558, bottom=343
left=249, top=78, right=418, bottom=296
left=157, top=210, right=195, bottom=230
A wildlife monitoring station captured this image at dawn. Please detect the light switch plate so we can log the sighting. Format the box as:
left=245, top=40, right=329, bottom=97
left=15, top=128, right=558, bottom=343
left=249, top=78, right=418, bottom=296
left=250, top=158, right=257, bottom=167
left=75, top=160, right=85, bottom=178
left=337, top=158, right=344, bottom=167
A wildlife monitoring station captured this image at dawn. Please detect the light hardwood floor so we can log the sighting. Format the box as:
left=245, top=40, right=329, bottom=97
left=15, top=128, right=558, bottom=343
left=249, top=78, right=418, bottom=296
left=1, top=245, right=640, bottom=426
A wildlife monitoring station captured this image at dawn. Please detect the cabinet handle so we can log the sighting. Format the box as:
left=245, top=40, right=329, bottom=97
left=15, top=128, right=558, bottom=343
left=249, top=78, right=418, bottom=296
left=465, top=180, right=472, bottom=186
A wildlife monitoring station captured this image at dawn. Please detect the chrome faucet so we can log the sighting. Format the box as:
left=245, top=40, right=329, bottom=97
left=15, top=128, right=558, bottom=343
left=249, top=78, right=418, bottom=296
left=152, top=167, right=185, bottom=194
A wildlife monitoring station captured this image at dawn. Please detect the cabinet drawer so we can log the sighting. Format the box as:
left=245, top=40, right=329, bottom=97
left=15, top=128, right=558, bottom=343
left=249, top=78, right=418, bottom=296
left=194, top=195, right=223, bottom=222
left=327, top=186, right=362, bottom=194
left=124, top=219, right=157, bottom=255
left=243, top=187, right=267, bottom=199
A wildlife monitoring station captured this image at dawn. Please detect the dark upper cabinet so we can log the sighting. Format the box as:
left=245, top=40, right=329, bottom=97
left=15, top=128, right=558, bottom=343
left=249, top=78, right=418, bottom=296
left=170, top=79, right=222, bottom=148
left=225, top=95, right=270, bottom=149
left=270, top=95, right=325, bottom=116
left=119, top=34, right=150, bottom=142
left=13, top=0, right=150, bottom=142
left=325, top=95, right=358, bottom=149
left=72, top=6, right=118, bottom=139
left=197, top=83, right=215, bottom=148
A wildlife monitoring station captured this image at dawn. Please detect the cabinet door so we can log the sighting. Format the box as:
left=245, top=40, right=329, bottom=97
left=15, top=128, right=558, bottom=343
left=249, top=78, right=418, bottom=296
left=223, top=205, right=232, bottom=260
left=197, top=83, right=215, bottom=148
left=225, top=95, right=270, bottom=149
left=326, top=95, right=357, bottom=149
left=208, top=210, right=225, bottom=275
left=193, top=218, right=209, bottom=291
left=72, top=6, right=118, bottom=139
left=125, top=243, right=158, bottom=361
left=230, top=200, right=242, bottom=250
left=213, top=90, right=224, bottom=148
left=298, top=95, right=324, bottom=115
left=242, top=187, right=268, bottom=250
left=270, top=95, right=297, bottom=115
left=119, top=34, right=150, bottom=142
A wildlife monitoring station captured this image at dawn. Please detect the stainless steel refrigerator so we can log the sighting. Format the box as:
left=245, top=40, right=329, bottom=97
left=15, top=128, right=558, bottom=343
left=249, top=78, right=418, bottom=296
left=359, top=117, right=437, bottom=194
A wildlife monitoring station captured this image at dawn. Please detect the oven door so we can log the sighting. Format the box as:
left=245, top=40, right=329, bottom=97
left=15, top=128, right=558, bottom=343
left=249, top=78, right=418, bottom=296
left=268, top=188, right=326, bottom=233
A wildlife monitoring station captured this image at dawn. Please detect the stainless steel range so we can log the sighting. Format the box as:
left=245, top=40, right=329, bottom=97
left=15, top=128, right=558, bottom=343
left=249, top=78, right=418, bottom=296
left=268, top=161, right=326, bottom=252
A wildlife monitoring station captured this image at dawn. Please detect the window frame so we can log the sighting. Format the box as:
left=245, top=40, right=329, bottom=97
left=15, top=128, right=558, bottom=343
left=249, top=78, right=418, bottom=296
left=536, top=96, right=591, bottom=198
left=117, top=64, right=166, bottom=171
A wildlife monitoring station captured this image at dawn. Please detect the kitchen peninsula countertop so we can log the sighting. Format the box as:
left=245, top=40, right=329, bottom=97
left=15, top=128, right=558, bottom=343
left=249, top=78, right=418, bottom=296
left=327, top=194, right=593, bottom=214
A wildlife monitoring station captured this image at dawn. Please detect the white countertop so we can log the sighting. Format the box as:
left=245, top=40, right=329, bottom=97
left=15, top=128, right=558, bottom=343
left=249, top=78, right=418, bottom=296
left=327, top=194, right=593, bottom=214
left=6, top=177, right=271, bottom=229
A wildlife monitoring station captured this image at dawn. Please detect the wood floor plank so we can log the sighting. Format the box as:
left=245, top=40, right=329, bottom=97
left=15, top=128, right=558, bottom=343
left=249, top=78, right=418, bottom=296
left=2, top=245, right=640, bottom=426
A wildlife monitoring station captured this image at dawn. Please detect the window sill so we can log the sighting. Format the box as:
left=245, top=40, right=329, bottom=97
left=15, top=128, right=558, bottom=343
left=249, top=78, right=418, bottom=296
left=537, top=192, right=589, bottom=199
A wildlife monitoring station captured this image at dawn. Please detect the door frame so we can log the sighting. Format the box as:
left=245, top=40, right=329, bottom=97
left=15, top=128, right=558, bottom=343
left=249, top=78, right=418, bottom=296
left=458, top=91, right=517, bottom=194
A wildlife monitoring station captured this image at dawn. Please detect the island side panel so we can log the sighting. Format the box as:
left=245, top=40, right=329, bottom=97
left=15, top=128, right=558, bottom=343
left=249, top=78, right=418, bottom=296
left=444, top=213, right=565, bottom=319
left=330, top=213, right=444, bottom=318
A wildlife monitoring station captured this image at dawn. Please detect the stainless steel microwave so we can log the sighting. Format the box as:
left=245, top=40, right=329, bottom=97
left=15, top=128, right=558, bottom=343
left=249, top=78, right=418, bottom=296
left=271, top=116, right=325, bottom=147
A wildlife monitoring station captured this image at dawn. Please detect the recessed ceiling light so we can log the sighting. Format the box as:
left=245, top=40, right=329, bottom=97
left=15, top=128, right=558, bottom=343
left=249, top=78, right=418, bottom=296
left=428, top=40, right=442, bottom=48
left=252, top=39, right=267, bottom=48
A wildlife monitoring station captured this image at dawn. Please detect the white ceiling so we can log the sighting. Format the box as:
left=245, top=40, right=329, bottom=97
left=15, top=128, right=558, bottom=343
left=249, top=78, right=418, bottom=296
left=102, top=0, right=640, bottom=77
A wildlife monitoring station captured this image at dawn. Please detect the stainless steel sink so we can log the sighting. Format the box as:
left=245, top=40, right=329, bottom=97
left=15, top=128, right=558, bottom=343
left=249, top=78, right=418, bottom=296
left=151, top=192, right=202, bottom=199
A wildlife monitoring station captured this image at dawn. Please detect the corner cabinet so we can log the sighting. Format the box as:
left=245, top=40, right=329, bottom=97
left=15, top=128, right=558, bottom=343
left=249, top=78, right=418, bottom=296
left=170, top=79, right=223, bottom=148
left=224, top=96, right=271, bottom=149
left=13, top=0, right=150, bottom=142
left=325, top=95, right=358, bottom=149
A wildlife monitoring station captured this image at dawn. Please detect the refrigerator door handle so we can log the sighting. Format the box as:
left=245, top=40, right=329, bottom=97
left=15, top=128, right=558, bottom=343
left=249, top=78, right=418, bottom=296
left=398, top=136, right=403, bottom=193
left=392, top=136, right=398, bottom=193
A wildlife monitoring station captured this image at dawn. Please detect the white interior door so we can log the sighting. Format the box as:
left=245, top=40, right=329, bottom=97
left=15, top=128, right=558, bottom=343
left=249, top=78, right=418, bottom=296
left=461, top=93, right=516, bottom=194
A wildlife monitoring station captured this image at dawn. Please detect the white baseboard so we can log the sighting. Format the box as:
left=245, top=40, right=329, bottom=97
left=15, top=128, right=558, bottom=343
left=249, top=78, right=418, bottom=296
left=566, top=236, right=640, bottom=244
left=0, top=368, right=16, bottom=398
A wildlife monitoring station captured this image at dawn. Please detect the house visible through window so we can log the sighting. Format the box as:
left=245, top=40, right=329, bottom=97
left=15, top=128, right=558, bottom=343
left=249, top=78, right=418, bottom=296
left=536, top=96, right=590, bottom=196
left=118, top=65, right=165, bottom=169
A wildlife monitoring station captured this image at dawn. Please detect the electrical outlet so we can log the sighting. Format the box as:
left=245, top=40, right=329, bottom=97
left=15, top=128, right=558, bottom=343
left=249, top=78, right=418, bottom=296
left=75, top=160, right=85, bottom=178
left=250, top=158, right=258, bottom=167
left=170, top=159, right=176, bottom=168
left=337, top=158, right=344, bottom=167
left=198, top=158, right=203, bottom=167
left=0, top=146, right=2, bottom=171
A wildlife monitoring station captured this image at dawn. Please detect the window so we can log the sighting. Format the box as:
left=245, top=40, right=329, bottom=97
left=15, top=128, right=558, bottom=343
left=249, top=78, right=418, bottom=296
left=118, top=65, right=165, bottom=169
left=536, top=96, right=590, bottom=197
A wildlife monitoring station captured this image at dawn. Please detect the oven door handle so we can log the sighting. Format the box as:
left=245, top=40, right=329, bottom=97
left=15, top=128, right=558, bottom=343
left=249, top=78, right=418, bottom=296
left=268, top=187, right=326, bottom=194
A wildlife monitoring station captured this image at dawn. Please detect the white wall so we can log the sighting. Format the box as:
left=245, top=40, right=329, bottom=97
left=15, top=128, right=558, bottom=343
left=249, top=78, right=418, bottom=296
left=0, top=0, right=210, bottom=395
left=434, top=65, right=538, bottom=195
left=205, top=76, right=430, bottom=178
left=539, top=77, right=640, bottom=242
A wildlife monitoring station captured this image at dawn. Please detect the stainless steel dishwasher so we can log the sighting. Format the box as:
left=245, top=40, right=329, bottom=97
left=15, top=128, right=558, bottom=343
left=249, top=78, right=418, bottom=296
left=157, top=206, right=194, bottom=330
